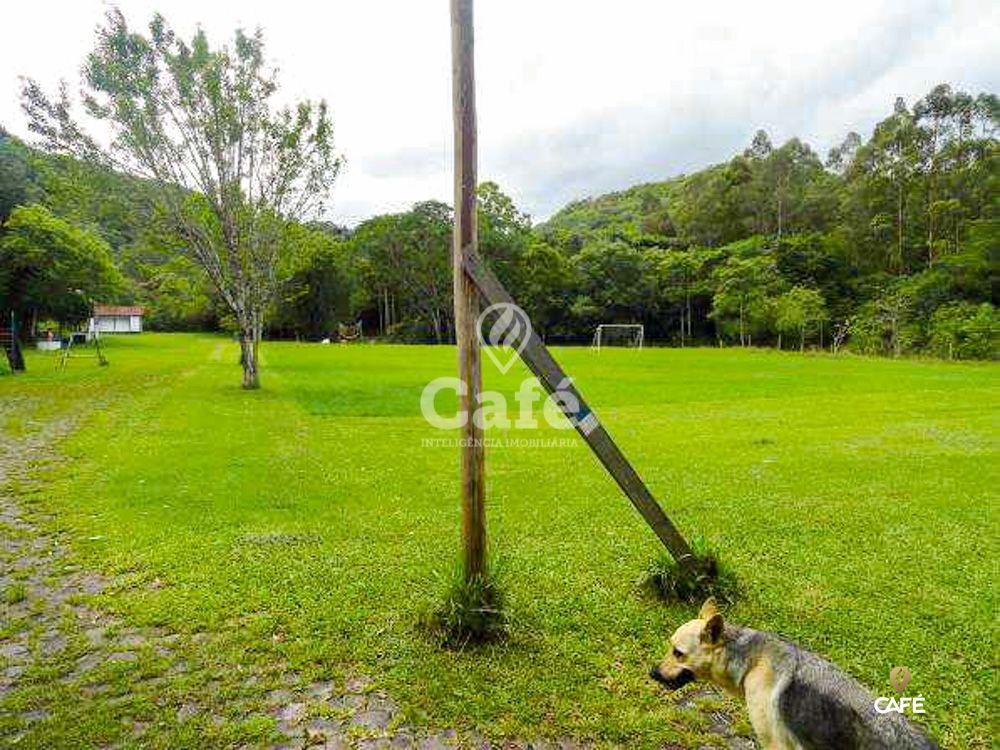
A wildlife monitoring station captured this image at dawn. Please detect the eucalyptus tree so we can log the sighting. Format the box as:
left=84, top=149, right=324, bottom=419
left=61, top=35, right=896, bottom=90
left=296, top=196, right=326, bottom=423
left=21, top=10, right=342, bottom=388
left=914, top=84, right=956, bottom=260
left=851, top=98, right=921, bottom=273
left=658, top=249, right=715, bottom=345
left=826, top=131, right=862, bottom=176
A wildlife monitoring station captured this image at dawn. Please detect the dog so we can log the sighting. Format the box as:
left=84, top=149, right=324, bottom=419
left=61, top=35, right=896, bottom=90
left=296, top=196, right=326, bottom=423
left=650, top=598, right=937, bottom=749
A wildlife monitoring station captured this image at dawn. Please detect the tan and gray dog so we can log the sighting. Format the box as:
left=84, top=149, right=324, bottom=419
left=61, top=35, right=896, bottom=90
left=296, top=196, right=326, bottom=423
left=650, top=599, right=937, bottom=749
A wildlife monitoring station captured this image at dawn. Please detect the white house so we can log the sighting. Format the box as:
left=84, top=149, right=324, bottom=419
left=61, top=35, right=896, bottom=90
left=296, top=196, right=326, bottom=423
left=90, top=305, right=145, bottom=334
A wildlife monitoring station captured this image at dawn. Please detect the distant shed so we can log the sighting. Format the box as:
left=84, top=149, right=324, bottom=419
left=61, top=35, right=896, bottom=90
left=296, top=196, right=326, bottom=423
left=90, top=305, right=144, bottom=334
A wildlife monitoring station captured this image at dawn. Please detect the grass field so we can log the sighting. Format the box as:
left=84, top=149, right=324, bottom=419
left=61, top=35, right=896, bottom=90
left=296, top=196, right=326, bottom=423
left=0, top=334, right=996, bottom=748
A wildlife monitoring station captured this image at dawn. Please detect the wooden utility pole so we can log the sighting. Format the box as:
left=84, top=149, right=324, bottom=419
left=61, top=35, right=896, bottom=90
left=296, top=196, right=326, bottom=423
left=451, top=0, right=487, bottom=581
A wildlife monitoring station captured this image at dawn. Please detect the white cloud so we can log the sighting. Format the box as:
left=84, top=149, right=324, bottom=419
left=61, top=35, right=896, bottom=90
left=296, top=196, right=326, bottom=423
left=1, top=0, right=996, bottom=225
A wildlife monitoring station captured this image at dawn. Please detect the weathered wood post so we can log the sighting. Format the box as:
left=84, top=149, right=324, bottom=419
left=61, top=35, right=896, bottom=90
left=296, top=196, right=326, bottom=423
left=451, top=0, right=487, bottom=581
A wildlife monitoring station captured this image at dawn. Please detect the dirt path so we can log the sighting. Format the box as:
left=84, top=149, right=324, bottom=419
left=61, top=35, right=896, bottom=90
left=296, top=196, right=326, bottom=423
left=0, top=398, right=754, bottom=749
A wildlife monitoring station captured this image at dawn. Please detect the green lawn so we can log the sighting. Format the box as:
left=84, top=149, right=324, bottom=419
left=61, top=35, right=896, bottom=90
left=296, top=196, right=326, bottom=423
left=1, top=334, right=996, bottom=747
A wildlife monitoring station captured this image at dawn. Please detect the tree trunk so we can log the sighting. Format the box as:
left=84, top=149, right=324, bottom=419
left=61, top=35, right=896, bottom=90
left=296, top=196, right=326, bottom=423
left=927, top=122, right=940, bottom=267
left=927, top=205, right=935, bottom=267
left=777, top=191, right=783, bottom=240
left=5, top=311, right=26, bottom=371
left=685, top=290, right=692, bottom=343
left=240, top=327, right=260, bottom=389
left=896, top=185, right=904, bottom=273
left=738, top=301, right=745, bottom=347
left=432, top=309, right=443, bottom=344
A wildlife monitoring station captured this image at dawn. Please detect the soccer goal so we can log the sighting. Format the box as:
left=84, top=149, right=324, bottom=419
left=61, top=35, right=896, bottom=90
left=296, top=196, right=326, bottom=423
left=591, top=323, right=644, bottom=352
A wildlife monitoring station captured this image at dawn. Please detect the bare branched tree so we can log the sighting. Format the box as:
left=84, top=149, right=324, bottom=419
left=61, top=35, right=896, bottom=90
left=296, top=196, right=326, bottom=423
left=21, top=9, right=342, bottom=387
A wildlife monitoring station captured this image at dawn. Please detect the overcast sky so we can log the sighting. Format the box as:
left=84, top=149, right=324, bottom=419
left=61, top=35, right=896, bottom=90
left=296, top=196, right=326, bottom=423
left=1, top=1, right=997, bottom=226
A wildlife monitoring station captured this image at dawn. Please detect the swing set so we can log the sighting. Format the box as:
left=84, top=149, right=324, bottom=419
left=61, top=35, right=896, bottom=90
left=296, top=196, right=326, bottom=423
left=57, top=328, right=108, bottom=371
left=57, top=296, right=109, bottom=371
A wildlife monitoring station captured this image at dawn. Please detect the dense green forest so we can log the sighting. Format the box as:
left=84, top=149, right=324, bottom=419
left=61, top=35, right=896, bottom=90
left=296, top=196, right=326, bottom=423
left=1, top=82, right=997, bottom=358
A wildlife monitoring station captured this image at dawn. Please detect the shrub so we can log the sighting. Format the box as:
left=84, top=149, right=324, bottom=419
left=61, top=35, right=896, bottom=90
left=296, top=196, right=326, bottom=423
left=421, top=562, right=507, bottom=648
left=848, top=307, right=885, bottom=355
left=929, top=302, right=999, bottom=360
left=639, top=536, right=739, bottom=604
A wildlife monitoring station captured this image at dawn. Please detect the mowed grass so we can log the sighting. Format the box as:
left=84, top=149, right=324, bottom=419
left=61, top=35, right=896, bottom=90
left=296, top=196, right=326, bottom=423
left=1, top=334, right=996, bottom=747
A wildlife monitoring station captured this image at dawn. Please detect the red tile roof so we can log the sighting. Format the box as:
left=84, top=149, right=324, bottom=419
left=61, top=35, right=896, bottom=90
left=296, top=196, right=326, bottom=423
left=93, top=305, right=145, bottom=316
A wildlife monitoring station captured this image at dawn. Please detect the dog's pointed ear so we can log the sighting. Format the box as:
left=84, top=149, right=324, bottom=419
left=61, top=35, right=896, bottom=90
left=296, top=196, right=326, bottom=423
left=698, top=597, right=719, bottom=620
left=700, top=613, right=724, bottom=645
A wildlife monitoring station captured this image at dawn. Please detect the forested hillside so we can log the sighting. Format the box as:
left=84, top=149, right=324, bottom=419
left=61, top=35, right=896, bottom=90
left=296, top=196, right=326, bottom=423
left=538, top=85, right=998, bottom=356
left=2, top=83, right=997, bottom=358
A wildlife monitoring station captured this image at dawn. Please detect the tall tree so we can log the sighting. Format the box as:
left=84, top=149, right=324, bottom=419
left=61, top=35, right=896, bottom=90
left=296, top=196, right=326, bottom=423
left=21, top=10, right=342, bottom=388
left=742, top=129, right=773, bottom=235
left=658, top=249, right=716, bottom=345
left=826, top=131, right=862, bottom=176
left=0, top=133, right=32, bottom=227
left=854, top=98, right=921, bottom=273
left=271, top=224, right=356, bottom=340
left=511, top=239, right=574, bottom=339
left=352, top=202, right=453, bottom=342
left=571, top=239, right=657, bottom=330
left=711, top=253, right=782, bottom=346
left=477, top=181, right=531, bottom=291
left=0, top=203, right=124, bottom=332
left=914, top=84, right=956, bottom=263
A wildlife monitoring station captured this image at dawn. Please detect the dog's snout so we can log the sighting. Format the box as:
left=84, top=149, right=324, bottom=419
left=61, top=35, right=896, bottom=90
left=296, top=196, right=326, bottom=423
left=649, top=665, right=695, bottom=690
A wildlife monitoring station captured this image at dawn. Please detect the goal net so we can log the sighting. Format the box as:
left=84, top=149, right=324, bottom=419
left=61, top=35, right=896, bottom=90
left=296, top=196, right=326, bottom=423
left=591, top=324, right=644, bottom=351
